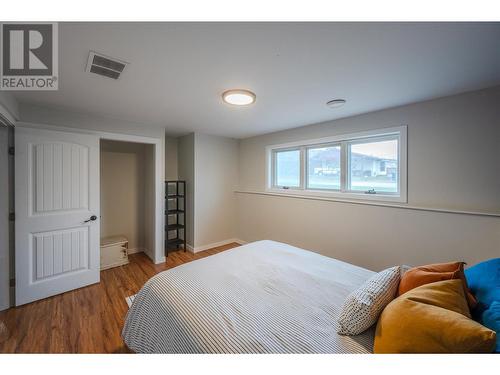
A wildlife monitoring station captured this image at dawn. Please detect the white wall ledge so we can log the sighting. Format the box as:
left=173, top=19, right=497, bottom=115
left=235, top=190, right=500, bottom=218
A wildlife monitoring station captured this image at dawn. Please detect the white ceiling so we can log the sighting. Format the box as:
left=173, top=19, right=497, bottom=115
left=13, top=22, right=500, bottom=138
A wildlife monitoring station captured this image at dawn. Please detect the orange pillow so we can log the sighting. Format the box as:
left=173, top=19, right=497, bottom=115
left=398, top=261, right=477, bottom=308
left=374, top=279, right=496, bottom=353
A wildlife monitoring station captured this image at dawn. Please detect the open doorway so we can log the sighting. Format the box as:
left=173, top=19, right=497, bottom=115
left=99, top=139, right=157, bottom=269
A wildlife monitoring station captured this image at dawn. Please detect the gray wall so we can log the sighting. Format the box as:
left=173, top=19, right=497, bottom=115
left=0, top=92, right=19, bottom=123
left=178, top=133, right=195, bottom=246
left=143, top=144, right=157, bottom=261
left=19, top=102, right=164, bottom=139
left=165, top=135, right=179, bottom=180
left=176, top=133, right=239, bottom=249
left=239, top=86, right=500, bottom=213
left=193, top=133, right=238, bottom=248
left=237, top=86, right=500, bottom=271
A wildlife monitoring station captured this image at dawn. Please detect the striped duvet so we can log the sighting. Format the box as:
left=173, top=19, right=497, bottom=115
left=122, top=240, right=375, bottom=353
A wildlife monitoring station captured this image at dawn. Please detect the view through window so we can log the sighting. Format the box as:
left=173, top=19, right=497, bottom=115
left=307, top=145, right=341, bottom=190
left=275, top=149, right=300, bottom=188
left=348, top=138, right=398, bottom=193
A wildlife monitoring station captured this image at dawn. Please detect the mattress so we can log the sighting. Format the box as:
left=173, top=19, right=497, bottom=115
left=122, top=240, right=375, bottom=353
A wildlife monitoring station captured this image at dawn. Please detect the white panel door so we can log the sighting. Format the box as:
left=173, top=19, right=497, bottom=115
left=15, top=127, right=100, bottom=305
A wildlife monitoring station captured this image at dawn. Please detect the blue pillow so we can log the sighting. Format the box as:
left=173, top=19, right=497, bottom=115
left=482, top=301, right=500, bottom=353
left=465, top=258, right=500, bottom=309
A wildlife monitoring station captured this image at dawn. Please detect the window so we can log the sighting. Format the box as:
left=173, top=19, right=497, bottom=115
left=267, top=126, right=407, bottom=202
left=273, top=149, right=301, bottom=188
left=307, top=144, right=341, bottom=190
left=348, top=137, right=398, bottom=193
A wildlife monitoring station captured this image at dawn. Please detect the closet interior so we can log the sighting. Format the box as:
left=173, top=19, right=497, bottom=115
left=99, top=139, right=156, bottom=269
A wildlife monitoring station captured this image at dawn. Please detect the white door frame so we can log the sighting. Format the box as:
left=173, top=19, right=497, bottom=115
left=0, top=97, right=17, bottom=310
left=16, top=122, right=165, bottom=266
left=0, top=122, right=10, bottom=311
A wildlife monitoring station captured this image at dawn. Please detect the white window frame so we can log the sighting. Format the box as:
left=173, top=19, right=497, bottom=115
left=266, top=126, right=407, bottom=203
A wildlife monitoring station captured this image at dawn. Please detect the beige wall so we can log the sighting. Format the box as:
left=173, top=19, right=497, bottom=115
left=165, top=135, right=178, bottom=180
left=194, top=133, right=239, bottom=248
left=237, top=86, right=500, bottom=271
left=100, top=140, right=146, bottom=251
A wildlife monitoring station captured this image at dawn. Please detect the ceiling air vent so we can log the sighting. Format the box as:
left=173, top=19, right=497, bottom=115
left=86, top=51, right=128, bottom=80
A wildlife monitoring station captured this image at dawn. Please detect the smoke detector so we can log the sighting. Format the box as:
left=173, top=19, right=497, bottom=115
left=86, top=51, right=128, bottom=80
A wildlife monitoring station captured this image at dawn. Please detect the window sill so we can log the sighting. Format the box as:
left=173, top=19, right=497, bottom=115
left=265, top=188, right=407, bottom=203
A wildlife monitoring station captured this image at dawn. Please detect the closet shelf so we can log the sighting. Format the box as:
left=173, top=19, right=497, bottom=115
left=166, top=209, right=185, bottom=214
left=166, top=224, right=185, bottom=230
left=166, top=238, right=184, bottom=249
left=165, top=180, right=187, bottom=256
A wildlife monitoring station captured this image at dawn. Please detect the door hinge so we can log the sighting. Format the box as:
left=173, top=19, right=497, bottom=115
left=8, top=146, right=14, bottom=156
left=9, top=212, right=15, bottom=221
left=9, top=278, right=15, bottom=287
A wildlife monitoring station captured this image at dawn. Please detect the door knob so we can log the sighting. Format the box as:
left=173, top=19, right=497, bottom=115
left=84, top=215, right=97, bottom=223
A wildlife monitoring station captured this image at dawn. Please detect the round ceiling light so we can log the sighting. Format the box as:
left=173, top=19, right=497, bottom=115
left=326, top=99, right=346, bottom=108
left=222, top=89, right=256, bottom=106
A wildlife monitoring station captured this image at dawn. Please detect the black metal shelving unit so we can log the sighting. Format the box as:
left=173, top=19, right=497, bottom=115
left=165, top=180, right=186, bottom=257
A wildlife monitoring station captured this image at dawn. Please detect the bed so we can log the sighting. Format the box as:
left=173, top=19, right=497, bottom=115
left=122, top=240, right=376, bottom=353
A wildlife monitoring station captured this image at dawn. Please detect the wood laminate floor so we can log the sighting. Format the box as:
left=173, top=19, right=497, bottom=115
left=0, top=243, right=240, bottom=353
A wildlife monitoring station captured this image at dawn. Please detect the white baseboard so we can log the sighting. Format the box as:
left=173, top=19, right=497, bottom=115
left=127, top=247, right=144, bottom=255
left=154, top=239, right=247, bottom=264
left=155, top=256, right=166, bottom=264
left=188, top=238, right=247, bottom=254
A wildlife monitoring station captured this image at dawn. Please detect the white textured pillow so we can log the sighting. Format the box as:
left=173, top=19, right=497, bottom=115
left=337, top=266, right=401, bottom=335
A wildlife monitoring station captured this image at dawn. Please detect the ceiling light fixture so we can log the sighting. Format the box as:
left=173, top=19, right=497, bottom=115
left=222, top=89, right=256, bottom=106
left=326, top=99, right=346, bottom=108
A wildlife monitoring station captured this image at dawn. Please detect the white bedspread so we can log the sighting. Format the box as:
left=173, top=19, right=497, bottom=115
left=122, top=240, right=375, bottom=353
